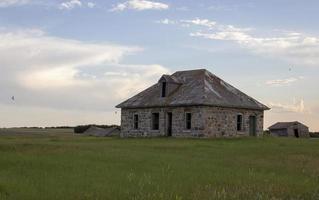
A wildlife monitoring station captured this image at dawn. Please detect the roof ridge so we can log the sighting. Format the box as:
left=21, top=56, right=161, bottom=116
left=201, top=69, right=208, bottom=100
left=175, top=68, right=207, bottom=73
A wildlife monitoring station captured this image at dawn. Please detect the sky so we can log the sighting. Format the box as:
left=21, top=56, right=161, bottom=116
left=0, top=0, right=318, bottom=131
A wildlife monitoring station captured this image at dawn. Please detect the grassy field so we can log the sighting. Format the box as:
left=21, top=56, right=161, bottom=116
left=0, top=129, right=319, bottom=200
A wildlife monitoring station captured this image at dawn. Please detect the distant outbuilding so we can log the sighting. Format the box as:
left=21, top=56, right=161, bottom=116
left=83, top=126, right=120, bottom=137
left=268, top=121, right=309, bottom=138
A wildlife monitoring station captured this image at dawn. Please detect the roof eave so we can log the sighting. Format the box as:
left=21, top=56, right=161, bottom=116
left=115, top=104, right=123, bottom=108
left=116, top=103, right=269, bottom=111
left=264, top=106, right=271, bottom=111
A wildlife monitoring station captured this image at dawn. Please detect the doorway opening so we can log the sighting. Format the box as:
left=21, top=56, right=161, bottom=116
left=167, top=112, right=172, bottom=137
left=249, top=116, right=257, bottom=136
left=294, top=129, right=299, bottom=138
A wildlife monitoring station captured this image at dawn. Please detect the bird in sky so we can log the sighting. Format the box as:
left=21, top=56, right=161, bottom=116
left=11, top=96, right=15, bottom=101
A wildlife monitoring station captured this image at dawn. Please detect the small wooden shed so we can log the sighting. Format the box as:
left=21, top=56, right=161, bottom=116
left=83, top=126, right=120, bottom=137
left=268, top=121, right=309, bottom=138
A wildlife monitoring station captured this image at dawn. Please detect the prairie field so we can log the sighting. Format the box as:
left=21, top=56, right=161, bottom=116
left=0, top=128, right=319, bottom=200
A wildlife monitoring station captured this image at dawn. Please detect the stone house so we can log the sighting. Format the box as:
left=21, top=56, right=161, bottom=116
left=268, top=121, right=309, bottom=138
left=116, top=69, right=269, bottom=137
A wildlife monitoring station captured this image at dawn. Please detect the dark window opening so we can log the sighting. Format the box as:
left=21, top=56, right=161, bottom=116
left=161, top=82, right=166, bottom=97
left=133, top=114, right=138, bottom=129
left=152, top=113, right=159, bottom=130
left=167, top=112, right=172, bottom=136
left=185, top=113, right=192, bottom=130
left=237, top=114, right=243, bottom=131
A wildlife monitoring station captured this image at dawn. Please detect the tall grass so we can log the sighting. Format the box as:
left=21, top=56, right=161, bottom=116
left=0, top=130, right=319, bottom=199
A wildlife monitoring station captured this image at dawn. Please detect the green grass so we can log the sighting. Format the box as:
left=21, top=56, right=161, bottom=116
left=0, top=129, right=319, bottom=200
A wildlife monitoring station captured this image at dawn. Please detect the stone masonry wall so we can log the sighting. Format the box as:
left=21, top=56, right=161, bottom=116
left=120, top=106, right=264, bottom=137
left=120, top=106, right=205, bottom=137
left=120, top=107, right=165, bottom=137
left=203, top=107, right=264, bottom=137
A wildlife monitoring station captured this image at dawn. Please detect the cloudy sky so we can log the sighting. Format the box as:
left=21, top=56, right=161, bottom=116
left=0, top=0, right=318, bottom=131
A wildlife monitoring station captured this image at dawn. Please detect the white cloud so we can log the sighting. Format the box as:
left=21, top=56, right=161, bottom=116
left=87, top=2, right=95, bottom=8
left=159, top=18, right=252, bottom=32
left=265, top=76, right=304, bottom=86
left=20, top=67, right=86, bottom=89
left=0, top=0, right=94, bottom=9
left=0, top=0, right=30, bottom=7
left=156, top=18, right=176, bottom=25
left=181, top=18, right=217, bottom=29
left=111, top=0, right=169, bottom=11
left=0, top=28, right=169, bottom=114
left=268, top=98, right=308, bottom=113
left=163, top=18, right=319, bottom=66
left=103, top=64, right=169, bottom=99
left=59, top=0, right=82, bottom=10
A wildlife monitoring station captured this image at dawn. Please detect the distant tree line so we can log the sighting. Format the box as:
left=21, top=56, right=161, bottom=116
left=74, top=124, right=120, bottom=134
left=7, top=126, right=75, bottom=129
left=2, top=125, right=121, bottom=134
left=310, top=132, right=319, bottom=138
left=45, top=126, right=75, bottom=129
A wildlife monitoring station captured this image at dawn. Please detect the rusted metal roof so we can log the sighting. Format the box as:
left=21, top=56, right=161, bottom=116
left=116, top=69, right=269, bottom=110
left=268, top=121, right=308, bottom=130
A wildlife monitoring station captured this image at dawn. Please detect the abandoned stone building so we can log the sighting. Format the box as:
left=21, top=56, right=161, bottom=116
left=268, top=121, right=309, bottom=138
left=116, top=69, right=269, bottom=137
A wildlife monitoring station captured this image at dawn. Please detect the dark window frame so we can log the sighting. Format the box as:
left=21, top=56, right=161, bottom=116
left=237, top=114, right=243, bottom=131
left=152, top=113, right=160, bottom=130
left=161, top=82, right=166, bottom=97
left=185, top=113, right=192, bottom=130
left=133, top=114, right=139, bottom=130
